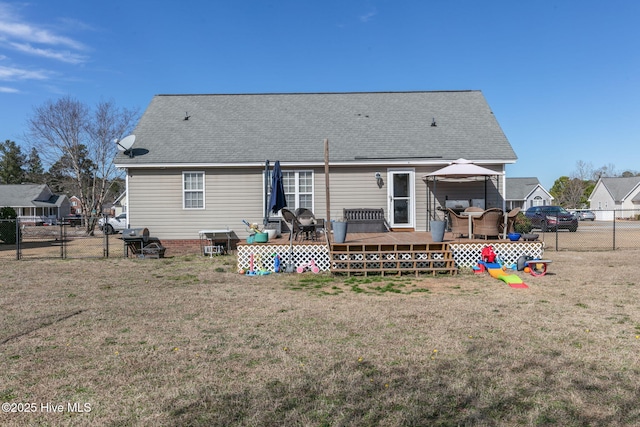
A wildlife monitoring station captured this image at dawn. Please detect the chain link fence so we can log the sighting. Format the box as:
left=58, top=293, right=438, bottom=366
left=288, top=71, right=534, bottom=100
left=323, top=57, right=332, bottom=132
left=528, top=209, right=640, bottom=251
left=2, top=209, right=639, bottom=259
left=0, top=218, right=117, bottom=260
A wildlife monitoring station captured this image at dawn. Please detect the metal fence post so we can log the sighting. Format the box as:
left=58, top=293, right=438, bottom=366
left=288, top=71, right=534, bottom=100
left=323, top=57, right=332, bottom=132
left=59, top=222, right=64, bottom=259
left=613, top=211, right=616, bottom=250
left=555, top=212, right=559, bottom=251
left=104, top=226, right=109, bottom=258
left=15, top=218, right=20, bottom=260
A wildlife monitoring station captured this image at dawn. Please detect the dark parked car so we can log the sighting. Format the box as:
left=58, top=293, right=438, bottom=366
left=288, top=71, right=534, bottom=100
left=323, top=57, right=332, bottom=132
left=574, top=210, right=595, bottom=221
left=525, top=206, right=578, bottom=232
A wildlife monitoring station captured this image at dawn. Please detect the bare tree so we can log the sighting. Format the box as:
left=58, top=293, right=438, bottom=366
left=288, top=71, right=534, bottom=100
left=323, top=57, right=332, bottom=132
left=594, top=163, right=617, bottom=180
left=86, top=100, right=139, bottom=217
left=572, top=160, right=595, bottom=182
left=25, top=96, right=139, bottom=234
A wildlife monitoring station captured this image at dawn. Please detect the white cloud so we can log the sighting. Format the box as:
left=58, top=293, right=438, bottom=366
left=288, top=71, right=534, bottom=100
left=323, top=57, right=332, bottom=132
left=0, top=21, right=85, bottom=50
left=9, top=42, right=87, bottom=64
left=0, top=65, right=48, bottom=81
left=0, top=2, right=88, bottom=64
left=0, top=85, right=19, bottom=92
left=359, top=8, right=378, bottom=23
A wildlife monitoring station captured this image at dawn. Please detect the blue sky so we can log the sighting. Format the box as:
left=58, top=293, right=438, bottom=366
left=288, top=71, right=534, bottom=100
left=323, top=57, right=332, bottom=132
left=1, top=0, right=638, bottom=189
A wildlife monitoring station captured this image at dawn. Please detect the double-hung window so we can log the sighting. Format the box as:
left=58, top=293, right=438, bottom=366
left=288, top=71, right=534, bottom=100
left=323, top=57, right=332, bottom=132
left=267, top=170, right=313, bottom=213
left=183, top=172, right=204, bottom=209
left=283, top=170, right=313, bottom=211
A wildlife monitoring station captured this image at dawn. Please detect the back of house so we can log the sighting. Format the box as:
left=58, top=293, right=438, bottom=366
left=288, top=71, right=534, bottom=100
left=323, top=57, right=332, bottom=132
left=114, top=91, right=517, bottom=249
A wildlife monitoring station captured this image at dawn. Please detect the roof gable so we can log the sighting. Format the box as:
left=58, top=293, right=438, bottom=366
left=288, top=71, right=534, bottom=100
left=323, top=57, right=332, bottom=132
left=0, top=184, right=51, bottom=207
left=598, top=177, right=640, bottom=202
left=505, top=177, right=548, bottom=200
left=115, top=91, right=517, bottom=167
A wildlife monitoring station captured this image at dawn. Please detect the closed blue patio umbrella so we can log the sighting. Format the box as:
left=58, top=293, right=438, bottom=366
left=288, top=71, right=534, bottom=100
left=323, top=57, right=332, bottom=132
left=268, top=160, right=287, bottom=214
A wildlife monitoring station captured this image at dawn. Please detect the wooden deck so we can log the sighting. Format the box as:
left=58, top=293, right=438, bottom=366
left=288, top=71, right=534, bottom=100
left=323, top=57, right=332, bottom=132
left=264, top=230, right=515, bottom=246
left=236, top=231, right=545, bottom=275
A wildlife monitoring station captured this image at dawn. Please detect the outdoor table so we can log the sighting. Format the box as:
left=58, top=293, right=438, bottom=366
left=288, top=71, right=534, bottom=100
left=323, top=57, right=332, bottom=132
left=199, top=229, right=232, bottom=256
left=299, top=223, right=318, bottom=241
left=460, top=211, right=483, bottom=239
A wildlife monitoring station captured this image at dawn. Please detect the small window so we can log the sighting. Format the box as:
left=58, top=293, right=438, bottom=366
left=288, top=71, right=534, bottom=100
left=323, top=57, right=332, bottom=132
left=183, top=172, right=204, bottom=209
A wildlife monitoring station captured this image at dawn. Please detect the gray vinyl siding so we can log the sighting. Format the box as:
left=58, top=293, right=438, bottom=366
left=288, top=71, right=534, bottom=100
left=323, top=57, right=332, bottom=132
left=321, top=166, right=389, bottom=222
left=526, top=187, right=552, bottom=208
left=127, top=164, right=507, bottom=239
left=128, top=168, right=263, bottom=240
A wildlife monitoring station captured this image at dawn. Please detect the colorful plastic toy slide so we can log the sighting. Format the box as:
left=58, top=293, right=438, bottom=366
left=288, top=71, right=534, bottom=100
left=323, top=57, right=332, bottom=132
left=483, top=262, right=529, bottom=289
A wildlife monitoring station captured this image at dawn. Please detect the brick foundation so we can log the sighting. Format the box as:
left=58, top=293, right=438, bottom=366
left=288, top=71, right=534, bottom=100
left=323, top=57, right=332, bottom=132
left=159, top=239, right=238, bottom=257
left=160, top=239, right=201, bottom=256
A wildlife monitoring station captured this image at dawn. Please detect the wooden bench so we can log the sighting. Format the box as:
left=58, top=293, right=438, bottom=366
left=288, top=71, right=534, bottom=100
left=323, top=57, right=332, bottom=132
left=343, top=208, right=390, bottom=233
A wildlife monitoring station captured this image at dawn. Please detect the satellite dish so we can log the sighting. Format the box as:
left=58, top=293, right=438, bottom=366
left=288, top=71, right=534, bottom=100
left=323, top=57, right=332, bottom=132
left=116, top=135, right=136, bottom=157
left=117, top=135, right=135, bottom=151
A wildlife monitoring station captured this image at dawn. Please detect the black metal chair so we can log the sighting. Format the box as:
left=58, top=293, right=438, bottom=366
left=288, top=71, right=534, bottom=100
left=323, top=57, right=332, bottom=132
left=281, top=208, right=303, bottom=241
left=294, top=208, right=321, bottom=241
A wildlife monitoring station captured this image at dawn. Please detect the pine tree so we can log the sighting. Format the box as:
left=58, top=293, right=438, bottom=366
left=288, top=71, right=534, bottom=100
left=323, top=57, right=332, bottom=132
left=25, top=147, right=45, bottom=183
left=0, top=140, right=26, bottom=184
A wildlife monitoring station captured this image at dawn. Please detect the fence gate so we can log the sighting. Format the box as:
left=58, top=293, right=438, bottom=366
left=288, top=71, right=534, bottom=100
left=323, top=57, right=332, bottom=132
left=0, top=219, right=108, bottom=260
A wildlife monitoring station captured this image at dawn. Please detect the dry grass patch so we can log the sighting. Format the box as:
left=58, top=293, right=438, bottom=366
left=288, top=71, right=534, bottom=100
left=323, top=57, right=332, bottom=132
left=1, top=250, right=640, bottom=426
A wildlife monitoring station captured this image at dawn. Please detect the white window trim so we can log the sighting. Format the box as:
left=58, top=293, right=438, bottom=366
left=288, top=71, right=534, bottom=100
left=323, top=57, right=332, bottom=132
left=264, top=169, right=314, bottom=215
left=182, top=171, right=206, bottom=210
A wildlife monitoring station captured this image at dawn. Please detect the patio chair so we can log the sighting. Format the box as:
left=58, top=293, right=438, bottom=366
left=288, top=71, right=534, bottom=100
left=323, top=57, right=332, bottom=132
left=281, top=208, right=303, bottom=241
left=500, top=207, right=521, bottom=234
left=447, top=208, right=469, bottom=238
left=472, top=208, right=503, bottom=240
left=294, top=208, right=322, bottom=240
left=295, top=208, right=315, bottom=225
left=464, top=206, right=484, bottom=213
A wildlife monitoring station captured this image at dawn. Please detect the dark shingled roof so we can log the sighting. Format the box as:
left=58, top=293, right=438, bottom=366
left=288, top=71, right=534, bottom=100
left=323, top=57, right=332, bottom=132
left=0, top=184, right=49, bottom=207
left=600, top=177, right=640, bottom=202
left=116, top=91, right=517, bottom=166
left=505, top=177, right=543, bottom=200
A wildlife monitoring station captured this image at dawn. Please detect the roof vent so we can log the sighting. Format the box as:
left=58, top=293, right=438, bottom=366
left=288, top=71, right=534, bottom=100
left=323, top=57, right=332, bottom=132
left=431, top=118, right=437, bottom=127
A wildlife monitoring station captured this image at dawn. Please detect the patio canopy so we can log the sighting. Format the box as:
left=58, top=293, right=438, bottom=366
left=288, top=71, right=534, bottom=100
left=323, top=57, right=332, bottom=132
left=423, top=158, right=500, bottom=181
left=422, top=159, right=505, bottom=232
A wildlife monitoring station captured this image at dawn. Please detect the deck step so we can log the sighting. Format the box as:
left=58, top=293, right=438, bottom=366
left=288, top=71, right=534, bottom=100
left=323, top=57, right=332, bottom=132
left=330, top=242, right=457, bottom=276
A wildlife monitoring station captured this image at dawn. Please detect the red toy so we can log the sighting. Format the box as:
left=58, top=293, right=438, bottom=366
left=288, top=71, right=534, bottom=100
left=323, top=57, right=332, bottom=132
left=481, top=245, right=497, bottom=263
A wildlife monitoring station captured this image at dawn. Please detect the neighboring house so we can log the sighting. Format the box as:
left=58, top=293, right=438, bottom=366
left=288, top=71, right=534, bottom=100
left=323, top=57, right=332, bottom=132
left=588, top=176, right=640, bottom=220
left=505, top=177, right=553, bottom=210
left=112, top=191, right=127, bottom=216
left=69, top=196, right=83, bottom=215
left=0, top=184, right=71, bottom=224
left=114, top=91, right=518, bottom=242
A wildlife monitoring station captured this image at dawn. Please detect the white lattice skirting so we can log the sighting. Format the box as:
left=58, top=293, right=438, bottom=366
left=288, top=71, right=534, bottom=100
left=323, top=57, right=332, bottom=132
left=449, top=241, right=545, bottom=268
left=237, top=241, right=545, bottom=272
left=237, top=244, right=330, bottom=272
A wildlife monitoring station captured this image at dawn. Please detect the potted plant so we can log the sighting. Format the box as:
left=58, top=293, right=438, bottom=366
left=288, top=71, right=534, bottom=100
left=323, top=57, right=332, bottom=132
left=513, top=213, right=538, bottom=240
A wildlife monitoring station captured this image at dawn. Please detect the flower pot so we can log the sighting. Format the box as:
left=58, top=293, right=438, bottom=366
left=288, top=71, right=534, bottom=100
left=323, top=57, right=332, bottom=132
left=507, top=233, right=521, bottom=241
left=254, top=232, right=269, bottom=243
left=265, top=229, right=277, bottom=241
left=430, top=220, right=446, bottom=243
left=333, top=221, right=348, bottom=243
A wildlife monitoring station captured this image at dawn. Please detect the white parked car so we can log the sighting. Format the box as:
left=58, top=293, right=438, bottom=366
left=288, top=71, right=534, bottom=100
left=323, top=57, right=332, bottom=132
left=98, top=213, right=128, bottom=234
